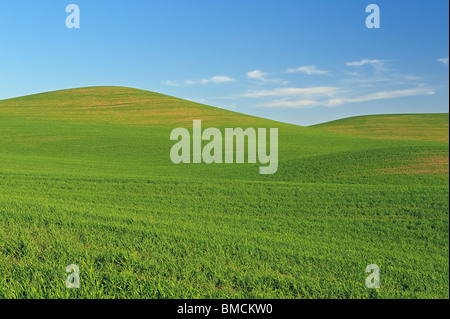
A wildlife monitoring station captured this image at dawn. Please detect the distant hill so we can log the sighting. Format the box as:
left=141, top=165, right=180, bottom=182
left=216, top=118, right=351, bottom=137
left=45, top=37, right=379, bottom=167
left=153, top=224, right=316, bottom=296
left=0, top=86, right=283, bottom=128
left=313, top=113, right=449, bottom=143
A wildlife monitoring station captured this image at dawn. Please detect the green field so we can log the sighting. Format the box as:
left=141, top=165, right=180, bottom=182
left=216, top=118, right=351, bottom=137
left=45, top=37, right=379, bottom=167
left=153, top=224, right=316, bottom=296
left=0, top=87, right=448, bottom=298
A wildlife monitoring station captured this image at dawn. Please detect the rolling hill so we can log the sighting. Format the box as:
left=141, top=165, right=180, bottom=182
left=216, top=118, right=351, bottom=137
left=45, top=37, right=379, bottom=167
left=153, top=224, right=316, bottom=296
left=0, top=87, right=448, bottom=298
left=313, top=113, right=449, bottom=143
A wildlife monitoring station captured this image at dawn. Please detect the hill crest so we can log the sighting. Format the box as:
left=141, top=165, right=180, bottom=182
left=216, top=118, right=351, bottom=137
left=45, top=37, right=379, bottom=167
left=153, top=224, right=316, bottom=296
left=1, top=87, right=448, bottom=143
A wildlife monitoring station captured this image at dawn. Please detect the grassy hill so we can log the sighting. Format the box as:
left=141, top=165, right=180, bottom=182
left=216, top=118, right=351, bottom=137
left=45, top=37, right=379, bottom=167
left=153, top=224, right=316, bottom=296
left=0, top=87, right=448, bottom=298
left=313, top=113, right=449, bottom=143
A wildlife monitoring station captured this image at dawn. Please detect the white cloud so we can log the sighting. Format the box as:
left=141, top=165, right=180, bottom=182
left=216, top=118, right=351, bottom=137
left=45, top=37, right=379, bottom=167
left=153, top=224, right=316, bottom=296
left=163, top=75, right=235, bottom=86
left=346, top=59, right=384, bottom=67
left=325, top=87, right=435, bottom=107
left=246, top=85, right=435, bottom=109
left=260, top=99, right=321, bottom=108
left=199, top=75, right=236, bottom=84
left=209, top=75, right=236, bottom=84
left=246, top=70, right=288, bottom=84
left=346, top=59, right=387, bottom=73
left=242, top=86, right=340, bottom=98
left=247, top=70, right=269, bottom=81
left=165, top=60, right=437, bottom=111
left=437, top=58, right=449, bottom=66
left=286, top=65, right=329, bottom=75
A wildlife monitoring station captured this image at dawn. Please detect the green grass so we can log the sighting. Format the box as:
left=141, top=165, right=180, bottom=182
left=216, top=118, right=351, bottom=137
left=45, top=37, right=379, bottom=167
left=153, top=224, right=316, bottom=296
left=0, top=86, right=448, bottom=298
left=313, top=113, right=449, bottom=143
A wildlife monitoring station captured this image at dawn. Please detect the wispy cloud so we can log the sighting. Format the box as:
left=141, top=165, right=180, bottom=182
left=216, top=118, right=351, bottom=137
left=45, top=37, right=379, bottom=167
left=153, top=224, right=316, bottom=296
left=190, top=75, right=236, bottom=85
left=163, top=75, right=235, bottom=86
left=242, top=86, right=340, bottom=98
left=437, top=58, right=449, bottom=66
left=247, top=70, right=268, bottom=81
left=346, top=59, right=387, bottom=73
left=346, top=59, right=384, bottom=67
left=243, top=86, right=341, bottom=109
left=286, top=65, right=329, bottom=75
left=260, top=99, right=321, bottom=108
left=207, top=75, right=236, bottom=84
left=342, top=73, right=423, bottom=87
left=166, top=58, right=438, bottom=111
left=242, top=83, right=434, bottom=109
left=246, top=70, right=288, bottom=84
left=325, top=86, right=435, bottom=107
left=342, top=59, right=422, bottom=88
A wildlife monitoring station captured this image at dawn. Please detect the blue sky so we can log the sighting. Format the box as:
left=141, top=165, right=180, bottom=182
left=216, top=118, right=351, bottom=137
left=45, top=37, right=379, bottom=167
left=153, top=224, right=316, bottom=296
left=0, top=0, right=448, bottom=125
